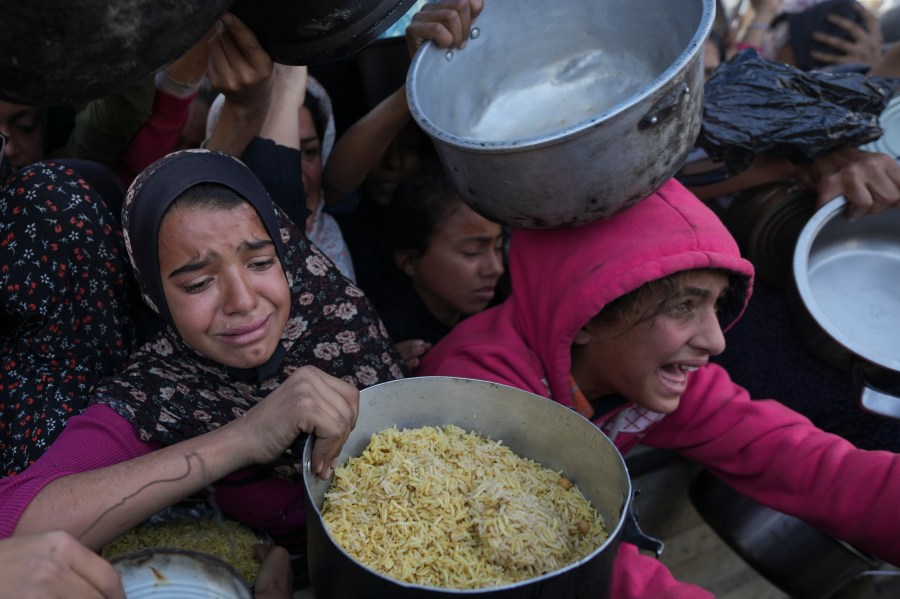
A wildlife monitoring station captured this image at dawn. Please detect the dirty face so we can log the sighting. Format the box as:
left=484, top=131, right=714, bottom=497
left=158, top=202, right=291, bottom=369
left=572, top=270, right=730, bottom=414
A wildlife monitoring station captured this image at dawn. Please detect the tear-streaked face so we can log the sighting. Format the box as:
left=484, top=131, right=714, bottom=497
left=158, top=203, right=291, bottom=368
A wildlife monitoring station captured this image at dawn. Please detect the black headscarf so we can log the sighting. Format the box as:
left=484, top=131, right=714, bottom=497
left=122, top=149, right=286, bottom=328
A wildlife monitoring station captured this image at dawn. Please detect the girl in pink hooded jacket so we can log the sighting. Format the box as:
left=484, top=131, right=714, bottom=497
left=418, top=179, right=900, bottom=598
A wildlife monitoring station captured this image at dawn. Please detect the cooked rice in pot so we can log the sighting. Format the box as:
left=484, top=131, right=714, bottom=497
left=322, top=424, right=608, bottom=589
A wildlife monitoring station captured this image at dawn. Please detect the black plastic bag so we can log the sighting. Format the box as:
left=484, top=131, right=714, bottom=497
left=688, top=50, right=900, bottom=185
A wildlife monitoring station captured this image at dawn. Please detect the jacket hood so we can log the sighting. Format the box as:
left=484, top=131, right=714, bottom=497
left=509, top=179, right=754, bottom=406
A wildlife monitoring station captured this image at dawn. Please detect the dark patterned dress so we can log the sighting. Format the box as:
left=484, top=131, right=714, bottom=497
left=1, top=161, right=137, bottom=476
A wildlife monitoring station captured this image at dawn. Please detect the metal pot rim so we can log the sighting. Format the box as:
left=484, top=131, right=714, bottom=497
left=792, top=196, right=900, bottom=372
left=110, top=547, right=252, bottom=599
left=405, top=0, right=714, bottom=151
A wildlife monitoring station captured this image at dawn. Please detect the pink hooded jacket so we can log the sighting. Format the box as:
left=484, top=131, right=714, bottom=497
left=419, top=179, right=900, bottom=598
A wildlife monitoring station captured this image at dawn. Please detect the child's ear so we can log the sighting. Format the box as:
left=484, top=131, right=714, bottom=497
left=394, top=250, right=417, bottom=278
left=573, top=328, right=594, bottom=346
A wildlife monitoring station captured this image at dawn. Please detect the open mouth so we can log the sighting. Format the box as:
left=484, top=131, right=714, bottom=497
left=657, top=363, right=699, bottom=395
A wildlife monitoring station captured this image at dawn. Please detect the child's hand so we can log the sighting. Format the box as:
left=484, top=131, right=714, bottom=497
left=395, top=339, right=433, bottom=370
left=405, top=0, right=484, bottom=57
left=809, top=3, right=883, bottom=67
left=795, top=147, right=900, bottom=220
left=208, top=12, right=274, bottom=114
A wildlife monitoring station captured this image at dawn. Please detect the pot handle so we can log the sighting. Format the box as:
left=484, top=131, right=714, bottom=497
left=852, top=363, right=900, bottom=421
left=858, top=382, right=900, bottom=421
left=622, top=490, right=665, bottom=558
left=638, top=82, right=690, bottom=131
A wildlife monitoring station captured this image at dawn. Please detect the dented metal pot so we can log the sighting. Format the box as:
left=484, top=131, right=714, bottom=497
left=406, top=0, right=714, bottom=228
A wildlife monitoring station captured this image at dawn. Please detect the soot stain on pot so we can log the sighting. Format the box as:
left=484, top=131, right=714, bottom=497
left=297, top=10, right=354, bottom=35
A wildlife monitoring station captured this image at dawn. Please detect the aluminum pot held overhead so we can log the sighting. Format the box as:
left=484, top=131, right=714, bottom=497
left=406, top=0, right=714, bottom=229
left=303, top=376, right=645, bottom=599
left=790, top=198, right=900, bottom=420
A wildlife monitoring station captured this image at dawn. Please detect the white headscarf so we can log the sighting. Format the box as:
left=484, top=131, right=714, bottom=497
left=204, top=75, right=336, bottom=163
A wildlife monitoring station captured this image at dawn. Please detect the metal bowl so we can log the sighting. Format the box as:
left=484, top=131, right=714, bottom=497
left=406, top=0, right=714, bottom=228
left=110, top=548, right=252, bottom=599
left=0, top=0, right=417, bottom=105
left=303, top=376, right=634, bottom=598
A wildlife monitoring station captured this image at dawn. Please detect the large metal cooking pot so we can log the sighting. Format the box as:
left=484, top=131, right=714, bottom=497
left=406, top=0, right=714, bottom=229
left=0, top=0, right=231, bottom=105
left=790, top=198, right=900, bottom=420
left=303, top=376, right=644, bottom=598
left=0, top=0, right=416, bottom=105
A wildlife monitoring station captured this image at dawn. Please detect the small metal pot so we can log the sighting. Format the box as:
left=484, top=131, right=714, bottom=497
left=406, top=0, right=714, bottom=228
left=110, top=548, right=252, bottom=599
left=790, top=198, right=900, bottom=419
left=721, top=183, right=817, bottom=288
left=303, top=376, right=645, bottom=598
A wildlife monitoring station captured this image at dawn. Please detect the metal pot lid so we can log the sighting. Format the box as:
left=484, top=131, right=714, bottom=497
left=228, top=0, right=420, bottom=66
left=861, top=95, right=900, bottom=158
left=111, top=548, right=252, bottom=599
left=793, top=197, right=900, bottom=372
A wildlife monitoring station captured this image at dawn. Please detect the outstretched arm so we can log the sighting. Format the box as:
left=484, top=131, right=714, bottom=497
left=12, top=366, right=357, bottom=551
left=688, top=147, right=900, bottom=220
left=322, top=0, right=483, bottom=207
left=205, top=13, right=274, bottom=157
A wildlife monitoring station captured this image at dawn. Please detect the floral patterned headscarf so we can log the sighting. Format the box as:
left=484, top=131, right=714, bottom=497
left=92, top=149, right=405, bottom=479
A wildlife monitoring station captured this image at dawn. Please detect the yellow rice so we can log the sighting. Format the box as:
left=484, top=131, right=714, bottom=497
left=101, top=518, right=262, bottom=583
left=322, top=424, right=608, bottom=589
